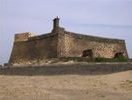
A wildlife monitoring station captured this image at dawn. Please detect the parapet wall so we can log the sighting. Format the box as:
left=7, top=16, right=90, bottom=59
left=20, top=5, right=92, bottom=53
left=14, top=32, right=34, bottom=42
left=65, top=31, right=124, bottom=43
left=1, top=63, right=132, bottom=75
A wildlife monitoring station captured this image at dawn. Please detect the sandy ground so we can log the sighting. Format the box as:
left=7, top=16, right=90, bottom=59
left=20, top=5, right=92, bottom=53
left=0, top=65, right=132, bottom=100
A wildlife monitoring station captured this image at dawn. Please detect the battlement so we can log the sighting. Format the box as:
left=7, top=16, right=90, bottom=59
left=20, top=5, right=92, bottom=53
left=15, top=32, right=35, bottom=42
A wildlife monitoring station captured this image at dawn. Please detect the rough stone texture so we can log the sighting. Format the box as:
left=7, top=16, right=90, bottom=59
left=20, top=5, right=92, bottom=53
left=9, top=17, right=128, bottom=65
left=9, top=33, right=58, bottom=64
left=58, top=31, right=128, bottom=58
left=1, top=63, right=132, bottom=74
left=14, top=32, right=34, bottom=42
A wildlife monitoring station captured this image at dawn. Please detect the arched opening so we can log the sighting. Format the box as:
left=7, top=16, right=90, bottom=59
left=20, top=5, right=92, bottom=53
left=114, top=52, right=124, bottom=59
left=82, top=49, right=93, bottom=58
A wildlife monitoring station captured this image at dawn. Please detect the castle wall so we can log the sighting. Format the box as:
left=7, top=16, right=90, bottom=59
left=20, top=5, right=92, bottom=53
left=9, top=33, right=58, bottom=64
left=9, top=18, right=129, bottom=65
left=14, top=32, right=33, bottom=42
left=9, top=31, right=128, bottom=65
left=58, top=32, right=128, bottom=58
left=9, top=42, right=29, bottom=64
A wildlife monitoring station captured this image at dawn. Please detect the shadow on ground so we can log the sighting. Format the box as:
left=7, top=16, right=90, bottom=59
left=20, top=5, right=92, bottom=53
left=0, top=63, right=132, bottom=76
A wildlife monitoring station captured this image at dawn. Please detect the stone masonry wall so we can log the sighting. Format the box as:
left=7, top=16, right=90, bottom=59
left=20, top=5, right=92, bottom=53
left=9, top=33, right=58, bottom=64
left=9, top=29, right=128, bottom=65
left=14, top=32, right=33, bottom=42
left=58, top=31, right=128, bottom=58
left=9, top=17, right=128, bottom=65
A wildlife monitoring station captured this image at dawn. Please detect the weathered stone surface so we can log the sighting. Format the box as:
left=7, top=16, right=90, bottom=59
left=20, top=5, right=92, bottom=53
left=59, top=32, right=128, bottom=58
left=9, top=17, right=128, bottom=65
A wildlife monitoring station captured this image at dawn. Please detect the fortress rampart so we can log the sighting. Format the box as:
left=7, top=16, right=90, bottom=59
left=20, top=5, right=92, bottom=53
left=9, top=17, right=128, bottom=65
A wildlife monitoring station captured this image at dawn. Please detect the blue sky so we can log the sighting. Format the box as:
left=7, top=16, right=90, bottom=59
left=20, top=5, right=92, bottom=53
left=0, top=0, right=132, bottom=64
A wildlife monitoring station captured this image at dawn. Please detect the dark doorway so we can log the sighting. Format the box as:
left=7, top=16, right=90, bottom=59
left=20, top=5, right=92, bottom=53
left=114, top=52, right=124, bottom=59
left=82, top=49, right=93, bottom=58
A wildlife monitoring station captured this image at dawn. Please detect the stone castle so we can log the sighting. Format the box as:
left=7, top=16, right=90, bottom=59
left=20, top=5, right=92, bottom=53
left=9, top=17, right=128, bottom=64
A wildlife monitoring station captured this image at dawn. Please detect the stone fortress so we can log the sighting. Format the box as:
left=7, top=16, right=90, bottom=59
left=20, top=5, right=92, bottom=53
left=9, top=17, right=128, bottom=65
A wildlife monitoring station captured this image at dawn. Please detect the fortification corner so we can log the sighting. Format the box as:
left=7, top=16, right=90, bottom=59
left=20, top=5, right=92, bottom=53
left=14, top=32, right=35, bottom=42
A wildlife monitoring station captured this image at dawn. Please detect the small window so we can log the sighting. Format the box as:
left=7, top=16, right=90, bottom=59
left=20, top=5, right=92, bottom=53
left=82, top=49, right=93, bottom=58
left=114, top=52, right=124, bottom=58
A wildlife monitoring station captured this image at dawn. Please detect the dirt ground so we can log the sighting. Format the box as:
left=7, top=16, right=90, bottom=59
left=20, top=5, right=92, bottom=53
left=0, top=64, right=132, bottom=100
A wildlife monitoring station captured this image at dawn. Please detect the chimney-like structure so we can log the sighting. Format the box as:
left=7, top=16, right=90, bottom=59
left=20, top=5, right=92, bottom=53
left=52, top=16, right=60, bottom=32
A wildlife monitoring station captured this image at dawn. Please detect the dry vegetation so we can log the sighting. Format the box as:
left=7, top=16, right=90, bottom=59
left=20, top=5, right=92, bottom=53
left=0, top=63, right=132, bottom=100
